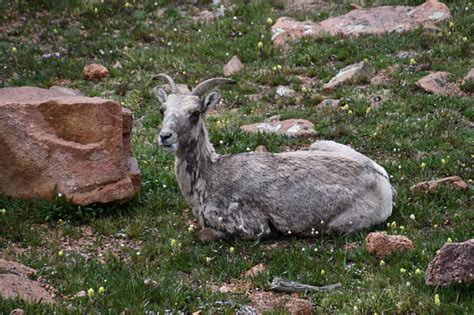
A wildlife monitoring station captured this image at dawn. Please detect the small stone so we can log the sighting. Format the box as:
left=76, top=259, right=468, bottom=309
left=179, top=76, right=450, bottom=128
left=82, top=63, right=109, bottom=81
left=255, top=145, right=268, bottom=153
left=349, top=3, right=363, bottom=10
left=73, top=290, right=87, bottom=298
left=247, top=94, right=262, bottom=102
left=276, top=85, right=296, bottom=97
left=240, top=119, right=316, bottom=138
left=284, top=297, right=314, bottom=315
left=317, top=98, right=340, bottom=108
left=415, top=72, right=464, bottom=96
left=364, top=232, right=414, bottom=258
left=411, top=176, right=468, bottom=193
left=425, top=239, right=474, bottom=287
left=193, top=8, right=224, bottom=23
left=423, top=23, right=441, bottom=32
left=219, top=284, right=233, bottom=293
left=395, top=50, right=419, bottom=59
left=113, top=61, right=123, bottom=69
left=323, top=61, right=368, bottom=92
left=223, top=55, right=244, bottom=76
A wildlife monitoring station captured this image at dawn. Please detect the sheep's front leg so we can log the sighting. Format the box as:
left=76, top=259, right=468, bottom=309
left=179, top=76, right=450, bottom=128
left=200, top=202, right=271, bottom=240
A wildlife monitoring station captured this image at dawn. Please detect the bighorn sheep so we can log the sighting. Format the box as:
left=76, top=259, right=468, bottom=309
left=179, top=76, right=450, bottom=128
left=154, top=74, right=394, bottom=241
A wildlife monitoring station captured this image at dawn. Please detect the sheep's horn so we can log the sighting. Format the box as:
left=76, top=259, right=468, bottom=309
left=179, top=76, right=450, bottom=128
left=153, top=73, right=178, bottom=94
left=191, top=78, right=236, bottom=96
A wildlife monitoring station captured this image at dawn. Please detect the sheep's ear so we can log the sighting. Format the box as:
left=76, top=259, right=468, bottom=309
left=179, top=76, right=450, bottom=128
left=201, top=91, right=221, bottom=112
left=153, top=86, right=168, bottom=104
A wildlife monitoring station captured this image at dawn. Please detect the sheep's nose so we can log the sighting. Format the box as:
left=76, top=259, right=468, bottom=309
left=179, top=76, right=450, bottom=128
left=160, top=132, right=173, bottom=143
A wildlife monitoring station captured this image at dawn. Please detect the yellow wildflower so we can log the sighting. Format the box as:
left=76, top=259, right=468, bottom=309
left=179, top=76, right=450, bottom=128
left=87, top=288, right=95, bottom=298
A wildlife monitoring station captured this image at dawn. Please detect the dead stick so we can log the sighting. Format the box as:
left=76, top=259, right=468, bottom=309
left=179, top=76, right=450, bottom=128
left=270, top=277, right=342, bottom=293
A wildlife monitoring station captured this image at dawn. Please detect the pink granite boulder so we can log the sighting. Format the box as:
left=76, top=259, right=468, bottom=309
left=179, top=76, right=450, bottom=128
left=272, top=0, right=451, bottom=47
left=0, top=86, right=141, bottom=205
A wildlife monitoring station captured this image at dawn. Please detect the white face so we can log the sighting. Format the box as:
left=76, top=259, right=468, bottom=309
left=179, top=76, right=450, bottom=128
left=158, top=94, right=203, bottom=154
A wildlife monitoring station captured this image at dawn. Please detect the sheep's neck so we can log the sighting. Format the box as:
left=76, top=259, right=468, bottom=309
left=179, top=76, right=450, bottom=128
left=175, top=123, right=215, bottom=214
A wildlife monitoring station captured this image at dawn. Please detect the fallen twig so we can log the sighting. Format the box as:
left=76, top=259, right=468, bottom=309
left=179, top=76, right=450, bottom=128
left=269, top=277, right=342, bottom=293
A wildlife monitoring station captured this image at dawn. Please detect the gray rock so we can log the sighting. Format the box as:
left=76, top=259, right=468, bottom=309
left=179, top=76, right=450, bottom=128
left=241, top=119, right=315, bottom=138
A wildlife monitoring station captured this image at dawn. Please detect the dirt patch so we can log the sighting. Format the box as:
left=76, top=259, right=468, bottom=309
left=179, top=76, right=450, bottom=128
left=7, top=225, right=142, bottom=263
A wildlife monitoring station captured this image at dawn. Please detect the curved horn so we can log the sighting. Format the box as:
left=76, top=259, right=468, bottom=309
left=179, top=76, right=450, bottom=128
left=153, top=73, right=178, bottom=94
left=191, top=78, right=236, bottom=96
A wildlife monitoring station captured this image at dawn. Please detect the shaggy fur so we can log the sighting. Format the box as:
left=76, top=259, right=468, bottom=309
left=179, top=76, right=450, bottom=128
left=155, top=76, right=394, bottom=240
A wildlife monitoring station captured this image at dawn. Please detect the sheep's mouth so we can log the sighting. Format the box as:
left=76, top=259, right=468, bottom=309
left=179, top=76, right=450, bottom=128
left=160, top=142, right=178, bottom=153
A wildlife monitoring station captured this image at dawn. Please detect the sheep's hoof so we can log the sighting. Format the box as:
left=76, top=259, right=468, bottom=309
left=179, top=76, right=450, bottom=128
left=198, top=228, right=225, bottom=242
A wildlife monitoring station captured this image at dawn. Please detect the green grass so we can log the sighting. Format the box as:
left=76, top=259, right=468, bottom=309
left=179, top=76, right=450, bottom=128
left=1, top=0, right=473, bottom=313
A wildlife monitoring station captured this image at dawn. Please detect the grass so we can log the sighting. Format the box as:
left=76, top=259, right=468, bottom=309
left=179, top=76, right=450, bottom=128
left=0, top=0, right=473, bottom=313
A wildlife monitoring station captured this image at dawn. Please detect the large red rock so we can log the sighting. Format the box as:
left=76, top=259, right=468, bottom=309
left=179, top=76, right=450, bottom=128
left=0, top=86, right=141, bottom=205
left=425, top=239, right=474, bottom=287
left=272, top=0, right=451, bottom=47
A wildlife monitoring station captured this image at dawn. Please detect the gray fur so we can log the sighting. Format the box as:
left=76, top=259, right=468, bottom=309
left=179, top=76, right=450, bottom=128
left=154, top=76, right=394, bottom=240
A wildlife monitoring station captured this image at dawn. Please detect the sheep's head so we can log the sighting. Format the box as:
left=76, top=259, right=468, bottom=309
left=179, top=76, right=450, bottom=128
left=153, top=74, right=235, bottom=154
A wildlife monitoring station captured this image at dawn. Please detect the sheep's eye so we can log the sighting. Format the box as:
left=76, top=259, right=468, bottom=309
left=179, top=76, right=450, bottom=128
left=159, top=106, right=165, bottom=115
left=189, top=110, right=201, bottom=122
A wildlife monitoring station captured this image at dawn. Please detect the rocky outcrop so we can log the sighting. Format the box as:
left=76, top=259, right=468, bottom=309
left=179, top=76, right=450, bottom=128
left=425, top=239, right=474, bottom=287
left=0, top=86, right=141, bottom=205
left=272, top=0, right=451, bottom=47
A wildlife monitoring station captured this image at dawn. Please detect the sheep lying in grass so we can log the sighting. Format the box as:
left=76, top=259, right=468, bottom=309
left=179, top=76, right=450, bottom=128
left=154, top=74, right=394, bottom=241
